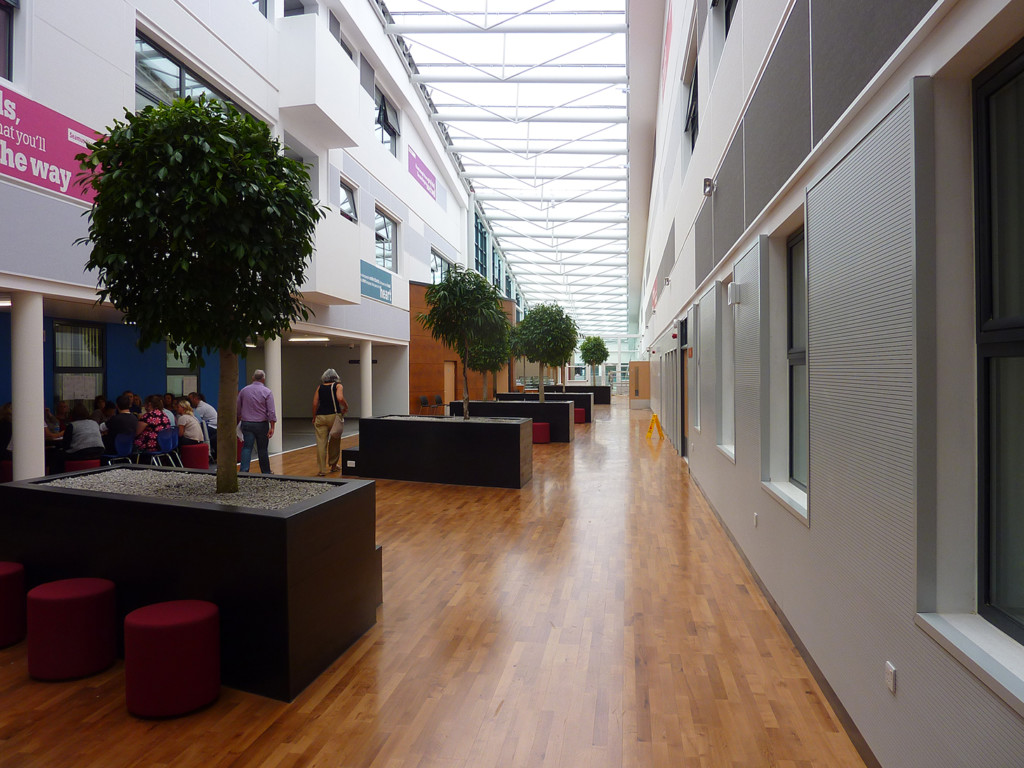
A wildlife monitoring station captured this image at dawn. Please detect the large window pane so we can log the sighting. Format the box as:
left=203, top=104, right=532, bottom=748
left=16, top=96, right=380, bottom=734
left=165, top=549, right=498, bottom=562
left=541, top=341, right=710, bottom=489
left=340, top=179, right=357, bottom=222
left=788, top=232, right=808, bottom=490
left=54, top=322, right=105, bottom=412
left=988, top=356, right=1024, bottom=624
left=790, top=362, right=809, bottom=489
left=989, top=75, right=1024, bottom=321
left=135, top=37, right=180, bottom=106
left=375, top=209, right=397, bottom=271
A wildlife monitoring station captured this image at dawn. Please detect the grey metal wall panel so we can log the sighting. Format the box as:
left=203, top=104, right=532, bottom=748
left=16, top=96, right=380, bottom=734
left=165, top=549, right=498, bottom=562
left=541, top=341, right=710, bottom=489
left=713, top=132, right=745, bottom=265
left=695, top=198, right=713, bottom=285
left=810, top=0, right=933, bottom=143
left=698, top=288, right=717, bottom=448
left=744, top=0, right=811, bottom=227
left=0, top=184, right=91, bottom=286
left=655, top=223, right=675, bottom=302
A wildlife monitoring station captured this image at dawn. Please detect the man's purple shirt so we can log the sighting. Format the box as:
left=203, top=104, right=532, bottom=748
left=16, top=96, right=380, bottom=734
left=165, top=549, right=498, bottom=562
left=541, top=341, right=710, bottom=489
left=236, top=381, right=277, bottom=423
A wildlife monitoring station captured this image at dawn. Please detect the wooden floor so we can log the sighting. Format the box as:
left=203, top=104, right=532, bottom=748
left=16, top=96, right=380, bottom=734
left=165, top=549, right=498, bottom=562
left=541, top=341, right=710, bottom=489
left=0, top=400, right=866, bottom=768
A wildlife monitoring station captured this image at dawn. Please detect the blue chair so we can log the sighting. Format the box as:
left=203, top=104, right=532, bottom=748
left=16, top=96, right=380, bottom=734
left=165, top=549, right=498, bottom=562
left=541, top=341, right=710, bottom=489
left=102, top=432, right=136, bottom=466
left=139, top=428, right=181, bottom=467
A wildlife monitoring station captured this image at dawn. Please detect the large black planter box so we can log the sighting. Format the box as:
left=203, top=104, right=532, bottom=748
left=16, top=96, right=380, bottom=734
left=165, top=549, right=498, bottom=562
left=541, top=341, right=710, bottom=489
left=0, top=466, right=381, bottom=702
left=497, top=391, right=595, bottom=422
left=545, top=384, right=612, bottom=405
left=449, top=400, right=574, bottom=442
left=358, top=415, right=532, bottom=488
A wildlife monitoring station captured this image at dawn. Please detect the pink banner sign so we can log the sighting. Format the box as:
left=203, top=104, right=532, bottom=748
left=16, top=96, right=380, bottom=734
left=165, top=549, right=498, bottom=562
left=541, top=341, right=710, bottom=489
left=407, top=147, right=436, bottom=200
left=0, top=86, right=97, bottom=203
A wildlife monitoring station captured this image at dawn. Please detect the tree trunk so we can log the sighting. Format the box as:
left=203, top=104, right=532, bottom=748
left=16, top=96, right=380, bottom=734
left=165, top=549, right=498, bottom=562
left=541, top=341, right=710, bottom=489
left=491, top=370, right=498, bottom=400
left=482, top=371, right=490, bottom=401
left=461, top=345, right=471, bottom=420
left=217, top=348, right=239, bottom=493
left=538, top=363, right=545, bottom=403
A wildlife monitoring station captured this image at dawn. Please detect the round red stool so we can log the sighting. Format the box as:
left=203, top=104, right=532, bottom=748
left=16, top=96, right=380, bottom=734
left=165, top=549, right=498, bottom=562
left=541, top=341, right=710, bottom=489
left=574, top=408, right=585, bottom=424
left=180, top=443, right=210, bottom=470
left=532, top=422, right=551, bottom=444
left=124, top=600, right=220, bottom=718
left=0, top=561, right=26, bottom=648
left=27, top=577, right=116, bottom=680
left=64, top=459, right=101, bottom=472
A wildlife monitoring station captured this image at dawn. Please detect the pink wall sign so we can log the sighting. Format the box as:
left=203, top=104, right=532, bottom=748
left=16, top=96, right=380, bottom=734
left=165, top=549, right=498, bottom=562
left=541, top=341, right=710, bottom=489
left=0, top=86, right=98, bottom=203
left=407, top=147, right=436, bottom=200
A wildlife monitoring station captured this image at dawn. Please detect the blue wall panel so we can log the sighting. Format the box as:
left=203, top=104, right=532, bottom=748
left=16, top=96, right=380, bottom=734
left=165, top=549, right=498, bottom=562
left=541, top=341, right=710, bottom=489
left=106, top=323, right=166, bottom=400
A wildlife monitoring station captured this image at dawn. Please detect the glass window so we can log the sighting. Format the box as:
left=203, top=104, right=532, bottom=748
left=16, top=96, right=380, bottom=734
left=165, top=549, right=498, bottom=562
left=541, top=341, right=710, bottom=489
left=724, top=0, right=738, bottom=37
left=135, top=34, right=230, bottom=110
left=788, top=231, right=808, bottom=490
left=251, top=0, right=268, bottom=17
left=166, top=342, right=199, bottom=398
left=54, top=322, right=105, bottom=413
left=0, top=2, right=12, bottom=81
left=684, top=64, right=699, bottom=152
left=375, top=208, right=397, bottom=271
left=329, top=12, right=354, bottom=59
left=976, top=44, right=1024, bottom=643
left=474, top=216, right=488, bottom=276
left=340, top=179, right=357, bottom=222
left=431, top=250, right=451, bottom=284
left=505, top=274, right=512, bottom=298
left=492, top=249, right=502, bottom=288
left=718, top=278, right=736, bottom=453
left=374, top=86, right=399, bottom=156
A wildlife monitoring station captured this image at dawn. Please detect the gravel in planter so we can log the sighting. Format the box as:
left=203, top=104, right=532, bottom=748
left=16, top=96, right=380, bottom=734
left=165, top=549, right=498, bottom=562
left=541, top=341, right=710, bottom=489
left=43, top=469, right=330, bottom=510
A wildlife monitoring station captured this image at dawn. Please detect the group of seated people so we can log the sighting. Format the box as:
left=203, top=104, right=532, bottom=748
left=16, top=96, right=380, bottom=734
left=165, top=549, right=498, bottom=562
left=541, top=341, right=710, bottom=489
left=31, top=391, right=219, bottom=472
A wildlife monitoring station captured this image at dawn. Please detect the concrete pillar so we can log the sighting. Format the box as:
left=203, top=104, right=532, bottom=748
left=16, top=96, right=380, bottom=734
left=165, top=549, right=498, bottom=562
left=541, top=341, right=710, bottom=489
left=360, top=340, right=372, bottom=417
left=11, top=291, right=45, bottom=480
left=265, top=336, right=283, bottom=454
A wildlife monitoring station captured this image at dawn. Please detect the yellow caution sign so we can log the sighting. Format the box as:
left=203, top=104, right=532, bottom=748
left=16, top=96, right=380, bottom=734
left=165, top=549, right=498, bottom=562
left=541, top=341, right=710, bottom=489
left=646, top=413, right=664, bottom=440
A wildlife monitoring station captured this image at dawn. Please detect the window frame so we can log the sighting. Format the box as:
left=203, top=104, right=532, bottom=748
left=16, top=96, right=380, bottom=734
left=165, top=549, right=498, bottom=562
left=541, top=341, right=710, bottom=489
left=0, top=1, right=13, bottom=82
left=135, top=33, right=232, bottom=110
left=374, top=207, right=398, bottom=272
left=53, top=320, right=105, bottom=413
left=430, top=249, right=452, bottom=284
left=340, top=178, right=357, bottom=223
left=787, top=229, right=808, bottom=492
left=974, top=40, right=1024, bottom=644
left=684, top=63, right=699, bottom=152
left=716, top=277, right=736, bottom=458
left=474, top=216, right=488, bottom=276
left=374, top=85, right=400, bottom=156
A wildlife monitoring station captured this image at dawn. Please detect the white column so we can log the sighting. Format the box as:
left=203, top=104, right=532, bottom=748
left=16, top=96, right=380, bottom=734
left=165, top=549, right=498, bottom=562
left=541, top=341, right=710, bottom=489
left=360, top=340, right=372, bottom=417
left=12, top=291, right=45, bottom=480
left=265, top=336, right=283, bottom=454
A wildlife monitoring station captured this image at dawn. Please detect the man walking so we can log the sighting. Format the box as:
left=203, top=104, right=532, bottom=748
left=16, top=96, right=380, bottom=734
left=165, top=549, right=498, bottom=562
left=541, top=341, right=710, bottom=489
left=236, top=369, right=276, bottom=474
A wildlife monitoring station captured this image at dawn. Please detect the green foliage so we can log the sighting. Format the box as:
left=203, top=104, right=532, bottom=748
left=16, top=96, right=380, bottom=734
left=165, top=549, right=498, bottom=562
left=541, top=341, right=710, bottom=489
left=76, top=97, right=325, bottom=367
left=579, top=336, right=610, bottom=384
left=466, top=325, right=511, bottom=376
left=76, top=97, right=324, bottom=492
left=579, top=336, right=609, bottom=367
left=418, top=265, right=509, bottom=418
left=517, top=303, right=579, bottom=368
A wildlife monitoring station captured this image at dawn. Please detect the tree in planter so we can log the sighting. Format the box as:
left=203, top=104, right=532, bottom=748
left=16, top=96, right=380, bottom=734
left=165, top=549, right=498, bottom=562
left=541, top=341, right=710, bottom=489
left=466, top=322, right=511, bottom=400
left=579, top=336, right=610, bottom=385
left=517, top=303, right=579, bottom=403
left=418, top=265, right=509, bottom=419
left=508, top=323, right=527, bottom=391
left=77, top=97, right=324, bottom=493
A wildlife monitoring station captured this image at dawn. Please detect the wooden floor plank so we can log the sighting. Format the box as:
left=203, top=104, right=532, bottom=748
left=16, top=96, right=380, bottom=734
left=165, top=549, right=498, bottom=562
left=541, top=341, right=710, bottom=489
left=0, top=400, right=866, bottom=767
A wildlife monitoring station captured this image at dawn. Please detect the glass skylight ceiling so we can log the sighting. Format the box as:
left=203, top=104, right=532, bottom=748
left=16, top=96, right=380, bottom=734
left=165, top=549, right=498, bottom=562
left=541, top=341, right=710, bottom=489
left=382, top=0, right=629, bottom=335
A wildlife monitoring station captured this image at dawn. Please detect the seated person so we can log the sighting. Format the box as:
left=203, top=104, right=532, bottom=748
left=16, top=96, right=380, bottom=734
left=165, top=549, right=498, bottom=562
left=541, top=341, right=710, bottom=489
left=175, top=399, right=205, bottom=446
left=134, top=395, right=171, bottom=452
left=103, top=394, right=138, bottom=453
left=189, top=392, right=218, bottom=456
left=62, top=403, right=105, bottom=464
left=90, top=395, right=107, bottom=424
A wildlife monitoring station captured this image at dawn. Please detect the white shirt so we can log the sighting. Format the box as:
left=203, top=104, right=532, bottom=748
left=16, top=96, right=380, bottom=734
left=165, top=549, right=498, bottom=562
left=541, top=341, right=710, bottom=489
left=193, top=400, right=218, bottom=428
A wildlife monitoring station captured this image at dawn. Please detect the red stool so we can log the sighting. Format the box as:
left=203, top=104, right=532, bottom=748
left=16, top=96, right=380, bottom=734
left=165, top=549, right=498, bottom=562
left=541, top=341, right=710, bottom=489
left=532, top=422, right=550, bottom=444
left=574, top=408, right=585, bottom=424
left=124, top=600, right=220, bottom=718
left=0, top=459, right=12, bottom=483
left=27, top=577, right=116, bottom=680
left=180, top=443, right=210, bottom=470
left=64, top=459, right=101, bottom=472
left=0, top=562, right=26, bottom=648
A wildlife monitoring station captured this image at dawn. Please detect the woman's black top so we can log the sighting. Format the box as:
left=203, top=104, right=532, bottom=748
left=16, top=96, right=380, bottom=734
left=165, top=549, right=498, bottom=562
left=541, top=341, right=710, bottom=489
left=315, top=383, right=339, bottom=416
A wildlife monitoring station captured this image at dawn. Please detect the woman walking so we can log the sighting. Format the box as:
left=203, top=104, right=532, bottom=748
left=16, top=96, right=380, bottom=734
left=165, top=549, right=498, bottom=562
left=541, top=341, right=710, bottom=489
left=312, top=368, right=348, bottom=476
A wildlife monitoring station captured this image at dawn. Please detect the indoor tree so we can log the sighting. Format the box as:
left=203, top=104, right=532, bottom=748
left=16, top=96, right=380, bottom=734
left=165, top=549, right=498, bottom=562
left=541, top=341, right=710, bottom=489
left=418, top=265, right=510, bottom=419
left=77, top=96, right=324, bottom=493
left=517, top=303, right=579, bottom=403
left=579, top=336, right=610, bottom=385
left=466, top=322, right=511, bottom=400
